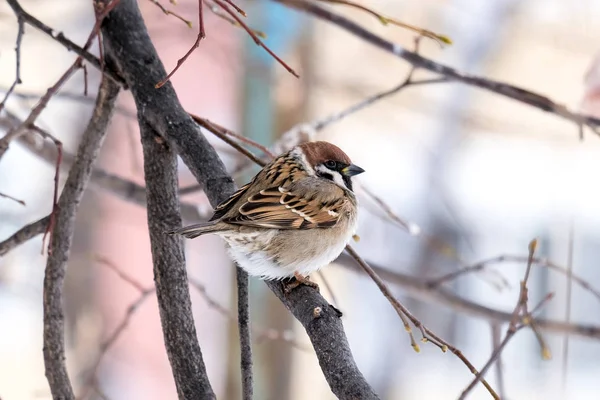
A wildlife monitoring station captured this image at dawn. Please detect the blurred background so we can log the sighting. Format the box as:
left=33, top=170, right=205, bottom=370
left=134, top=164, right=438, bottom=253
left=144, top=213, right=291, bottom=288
left=2, top=0, right=600, bottom=399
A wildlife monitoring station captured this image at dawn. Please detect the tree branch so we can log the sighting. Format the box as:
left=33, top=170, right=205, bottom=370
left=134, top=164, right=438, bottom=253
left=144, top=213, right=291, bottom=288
left=12, top=126, right=205, bottom=222
left=100, top=1, right=375, bottom=398
left=0, top=12, right=24, bottom=112
left=99, top=1, right=235, bottom=397
left=266, top=280, right=379, bottom=399
left=277, top=0, right=600, bottom=134
left=337, top=253, right=600, bottom=340
left=0, top=215, right=49, bottom=257
left=138, top=119, right=216, bottom=399
left=43, top=76, right=120, bottom=399
left=5, top=0, right=126, bottom=87
left=237, top=268, right=253, bottom=400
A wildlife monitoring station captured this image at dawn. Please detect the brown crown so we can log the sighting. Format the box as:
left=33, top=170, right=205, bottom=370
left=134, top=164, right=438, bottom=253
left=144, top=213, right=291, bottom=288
left=298, top=141, right=352, bottom=166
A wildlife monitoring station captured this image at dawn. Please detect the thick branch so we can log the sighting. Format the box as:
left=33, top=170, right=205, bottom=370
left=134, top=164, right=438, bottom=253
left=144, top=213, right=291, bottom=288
left=43, top=77, right=120, bottom=399
left=100, top=0, right=375, bottom=398
left=266, top=281, right=379, bottom=399
left=139, top=119, right=216, bottom=399
left=101, top=1, right=234, bottom=207
left=99, top=2, right=227, bottom=397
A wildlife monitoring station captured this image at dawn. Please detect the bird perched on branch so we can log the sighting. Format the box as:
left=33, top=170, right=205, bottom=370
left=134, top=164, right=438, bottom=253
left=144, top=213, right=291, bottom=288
left=169, top=141, right=364, bottom=292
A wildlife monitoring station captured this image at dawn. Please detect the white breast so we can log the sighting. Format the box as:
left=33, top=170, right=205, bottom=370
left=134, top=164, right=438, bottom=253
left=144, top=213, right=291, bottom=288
left=220, top=214, right=357, bottom=280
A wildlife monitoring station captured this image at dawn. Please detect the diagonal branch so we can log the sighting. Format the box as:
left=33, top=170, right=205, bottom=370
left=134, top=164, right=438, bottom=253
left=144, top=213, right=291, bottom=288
left=345, top=245, right=498, bottom=399
left=276, top=0, right=600, bottom=134
left=265, top=280, right=379, bottom=399
left=336, top=253, right=600, bottom=340
left=12, top=125, right=205, bottom=222
left=11, top=0, right=600, bottom=136
left=1, top=0, right=121, bottom=164
left=42, top=76, right=120, bottom=399
left=100, top=0, right=376, bottom=398
left=5, top=0, right=126, bottom=87
left=0, top=215, right=49, bottom=257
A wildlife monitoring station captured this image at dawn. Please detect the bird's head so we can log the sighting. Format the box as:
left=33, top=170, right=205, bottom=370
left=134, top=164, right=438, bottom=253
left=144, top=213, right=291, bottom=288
left=295, top=141, right=365, bottom=191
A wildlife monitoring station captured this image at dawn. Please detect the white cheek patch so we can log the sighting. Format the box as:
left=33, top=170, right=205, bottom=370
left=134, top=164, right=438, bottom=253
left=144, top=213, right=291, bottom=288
left=315, top=165, right=346, bottom=189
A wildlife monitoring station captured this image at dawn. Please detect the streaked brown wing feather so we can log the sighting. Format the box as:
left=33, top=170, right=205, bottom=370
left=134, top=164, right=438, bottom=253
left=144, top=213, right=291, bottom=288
left=223, top=186, right=343, bottom=230
left=209, top=182, right=252, bottom=222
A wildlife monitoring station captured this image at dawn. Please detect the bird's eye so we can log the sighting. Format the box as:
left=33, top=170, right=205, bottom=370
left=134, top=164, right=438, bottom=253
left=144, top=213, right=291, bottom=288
left=324, top=160, right=337, bottom=169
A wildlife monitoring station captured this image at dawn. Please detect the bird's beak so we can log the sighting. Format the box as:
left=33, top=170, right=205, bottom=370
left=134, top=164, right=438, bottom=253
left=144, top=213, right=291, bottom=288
left=342, top=164, right=365, bottom=177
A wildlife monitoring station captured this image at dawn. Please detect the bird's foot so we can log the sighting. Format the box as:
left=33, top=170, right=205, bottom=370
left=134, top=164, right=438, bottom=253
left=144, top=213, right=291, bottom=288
left=282, top=272, right=320, bottom=294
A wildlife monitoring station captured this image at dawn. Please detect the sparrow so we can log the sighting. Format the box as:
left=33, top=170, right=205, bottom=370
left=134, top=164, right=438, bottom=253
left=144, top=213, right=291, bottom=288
left=169, top=141, right=364, bottom=291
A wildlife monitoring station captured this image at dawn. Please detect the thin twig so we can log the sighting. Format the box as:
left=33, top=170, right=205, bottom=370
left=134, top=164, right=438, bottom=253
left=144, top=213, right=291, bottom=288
left=205, top=1, right=267, bottom=38
left=344, top=245, right=499, bottom=399
left=490, top=322, right=506, bottom=400
left=77, top=283, right=153, bottom=400
left=530, top=292, right=554, bottom=317
left=0, top=191, right=26, bottom=206
left=4, top=0, right=125, bottom=86
left=345, top=245, right=420, bottom=351
left=317, top=0, right=451, bottom=46
left=0, top=62, right=81, bottom=161
left=337, top=252, right=600, bottom=340
left=35, top=126, right=63, bottom=255
left=148, top=0, right=193, bottom=27
left=94, top=255, right=146, bottom=292
left=5, top=119, right=204, bottom=223
left=155, top=0, right=206, bottom=88
left=212, top=0, right=299, bottom=78
left=224, top=0, right=246, bottom=16
left=311, top=35, right=442, bottom=132
left=189, top=114, right=267, bottom=166
left=82, top=64, right=89, bottom=96
left=0, top=14, right=25, bottom=112
left=315, top=270, right=339, bottom=309
left=562, top=222, right=575, bottom=390
left=0, top=0, right=120, bottom=162
left=358, top=184, right=421, bottom=235
left=276, top=0, right=600, bottom=134
left=459, top=239, right=548, bottom=400
left=188, top=277, right=310, bottom=352
left=313, top=77, right=447, bottom=131
left=0, top=215, right=49, bottom=257
left=427, top=254, right=600, bottom=303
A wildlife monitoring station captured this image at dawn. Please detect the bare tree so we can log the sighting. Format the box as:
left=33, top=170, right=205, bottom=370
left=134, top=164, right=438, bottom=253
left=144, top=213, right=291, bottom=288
left=1, top=0, right=600, bottom=399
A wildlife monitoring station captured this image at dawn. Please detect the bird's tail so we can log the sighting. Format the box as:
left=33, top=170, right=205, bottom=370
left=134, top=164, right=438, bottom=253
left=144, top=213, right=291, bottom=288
left=168, top=221, right=222, bottom=239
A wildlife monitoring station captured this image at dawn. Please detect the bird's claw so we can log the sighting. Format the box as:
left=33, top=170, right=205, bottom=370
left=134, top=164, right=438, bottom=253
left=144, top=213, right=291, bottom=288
left=282, top=272, right=320, bottom=294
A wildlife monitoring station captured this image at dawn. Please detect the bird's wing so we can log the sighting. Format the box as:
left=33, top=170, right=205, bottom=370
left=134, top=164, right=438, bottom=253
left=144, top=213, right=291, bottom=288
left=222, top=182, right=346, bottom=230
left=209, top=182, right=252, bottom=222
